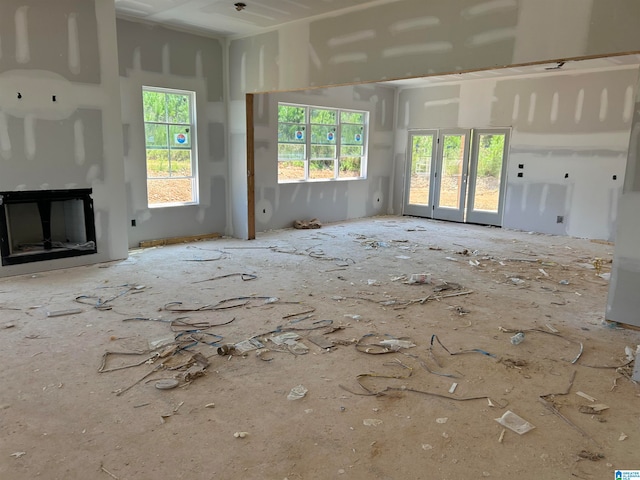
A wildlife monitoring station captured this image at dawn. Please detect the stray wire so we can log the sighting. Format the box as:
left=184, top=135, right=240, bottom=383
left=76, top=284, right=145, bottom=311
left=270, top=246, right=355, bottom=265
left=430, top=334, right=496, bottom=358
left=122, top=316, right=236, bottom=330
left=191, top=273, right=257, bottom=284
left=98, top=351, right=158, bottom=373
left=339, top=362, right=499, bottom=404
left=402, top=352, right=460, bottom=379
left=538, top=371, right=601, bottom=447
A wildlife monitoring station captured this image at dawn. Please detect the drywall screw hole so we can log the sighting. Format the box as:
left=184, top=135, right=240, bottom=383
left=263, top=209, right=266, bottom=214
left=17, top=92, right=22, bottom=99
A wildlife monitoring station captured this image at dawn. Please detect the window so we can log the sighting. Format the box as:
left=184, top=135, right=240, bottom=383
left=278, top=103, right=368, bottom=182
left=142, top=87, right=198, bottom=207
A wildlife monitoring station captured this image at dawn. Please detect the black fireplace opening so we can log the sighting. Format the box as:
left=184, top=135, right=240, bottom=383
left=0, top=189, right=97, bottom=266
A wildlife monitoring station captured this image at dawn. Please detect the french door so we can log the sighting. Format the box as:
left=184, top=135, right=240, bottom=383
left=403, top=128, right=510, bottom=227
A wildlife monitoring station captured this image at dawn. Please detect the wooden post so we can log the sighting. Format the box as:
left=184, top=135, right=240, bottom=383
left=246, top=93, right=255, bottom=240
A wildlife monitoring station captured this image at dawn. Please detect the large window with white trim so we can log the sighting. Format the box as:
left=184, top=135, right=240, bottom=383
left=143, top=87, right=198, bottom=207
left=278, top=103, right=368, bottom=183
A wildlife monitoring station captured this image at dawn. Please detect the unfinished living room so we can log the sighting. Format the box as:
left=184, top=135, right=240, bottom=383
left=1, top=1, right=640, bottom=479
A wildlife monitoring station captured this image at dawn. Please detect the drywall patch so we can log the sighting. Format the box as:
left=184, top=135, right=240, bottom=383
left=527, top=92, right=536, bottom=124
left=550, top=92, right=559, bottom=124
left=0, top=112, right=11, bottom=159
left=575, top=89, right=584, bottom=124
left=122, top=124, right=130, bottom=157
left=327, top=30, right=376, bottom=48
left=67, top=13, right=80, bottom=75
left=162, top=43, right=170, bottom=75
left=465, top=27, right=516, bottom=47
left=599, top=88, right=608, bottom=122
left=195, top=51, right=203, bottom=78
left=73, top=118, right=85, bottom=165
left=623, top=85, right=634, bottom=122
left=14, top=6, right=30, bottom=64
left=328, top=53, right=368, bottom=65
left=24, top=114, right=36, bottom=160
left=512, top=93, right=520, bottom=121
left=86, top=164, right=100, bottom=183
left=462, top=0, right=518, bottom=18
left=259, top=45, right=265, bottom=89
left=382, top=42, right=452, bottom=58
left=399, top=84, right=461, bottom=127
left=388, top=16, right=440, bottom=34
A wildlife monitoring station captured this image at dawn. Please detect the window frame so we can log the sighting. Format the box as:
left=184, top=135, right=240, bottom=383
left=142, top=86, right=199, bottom=208
left=277, top=102, right=369, bottom=183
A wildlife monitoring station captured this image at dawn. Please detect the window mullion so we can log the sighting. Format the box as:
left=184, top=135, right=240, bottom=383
left=305, top=107, right=310, bottom=181
left=335, top=115, right=341, bottom=180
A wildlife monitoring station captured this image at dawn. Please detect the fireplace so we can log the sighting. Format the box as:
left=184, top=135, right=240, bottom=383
left=0, top=189, right=97, bottom=266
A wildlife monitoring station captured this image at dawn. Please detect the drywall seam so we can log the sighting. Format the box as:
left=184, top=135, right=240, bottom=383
left=68, top=13, right=80, bottom=75
left=15, top=6, right=30, bottom=64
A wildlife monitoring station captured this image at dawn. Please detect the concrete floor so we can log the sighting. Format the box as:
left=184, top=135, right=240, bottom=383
left=0, top=216, right=638, bottom=479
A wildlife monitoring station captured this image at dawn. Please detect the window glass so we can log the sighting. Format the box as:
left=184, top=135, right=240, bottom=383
left=143, top=87, right=197, bottom=207
left=278, top=103, right=368, bottom=183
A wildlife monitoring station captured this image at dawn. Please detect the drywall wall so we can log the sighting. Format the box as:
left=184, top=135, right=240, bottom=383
left=253, top=84, right=395, bottom=231
left=227, top=0, right=640, bottom=240
left=117, top=19, right=227, bottom=247
left=392, top=66, right=638, bottom=240
left=229, top=0, right=640, bottom=94
left=607, top=72, right=640, bottom=326
left=0, top=0, right=128, bottom=277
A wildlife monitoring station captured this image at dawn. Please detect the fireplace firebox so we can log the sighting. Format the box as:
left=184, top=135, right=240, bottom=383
left=0, top=189, right=97, bottom=266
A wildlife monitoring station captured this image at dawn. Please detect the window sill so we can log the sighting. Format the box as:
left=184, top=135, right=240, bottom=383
left=278, top=177, right=366, bottom=185
left=148, top=201, right=199, bottom=209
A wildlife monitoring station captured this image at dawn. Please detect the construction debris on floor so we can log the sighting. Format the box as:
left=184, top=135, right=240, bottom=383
left=0, top=216, right=638, bottom=480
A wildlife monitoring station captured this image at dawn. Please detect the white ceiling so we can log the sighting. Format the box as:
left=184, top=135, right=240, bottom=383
left=114, top=0, right=391, bottom=37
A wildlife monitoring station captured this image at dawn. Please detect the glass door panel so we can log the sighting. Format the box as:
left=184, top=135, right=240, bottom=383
left=433, top=130, right=470, bottom=222
left=467, top=129, right=510, bottom=226
left=403, top=130, right=437, bottom=218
